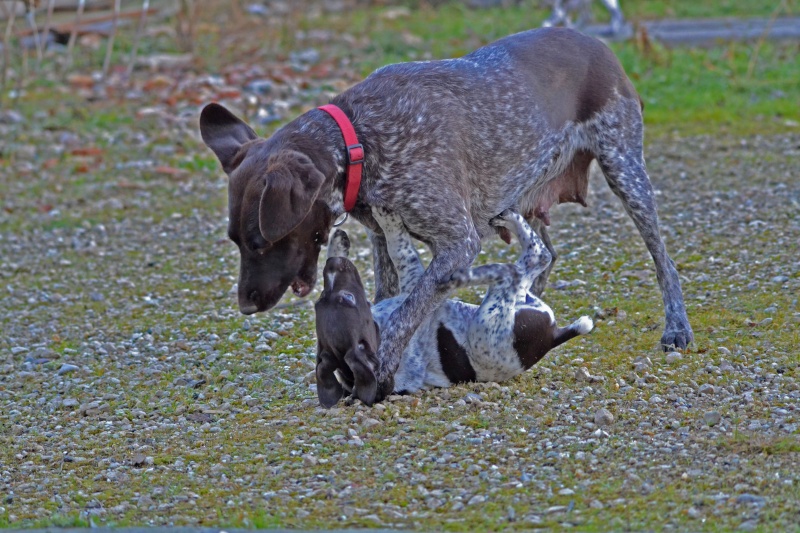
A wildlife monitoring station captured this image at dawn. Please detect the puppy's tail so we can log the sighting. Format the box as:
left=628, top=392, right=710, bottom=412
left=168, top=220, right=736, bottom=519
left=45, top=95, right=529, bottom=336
left=552, top=316, right=593, bottom=349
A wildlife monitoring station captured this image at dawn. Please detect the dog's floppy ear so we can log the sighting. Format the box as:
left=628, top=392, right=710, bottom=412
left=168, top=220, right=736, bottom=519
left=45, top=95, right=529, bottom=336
left=199, top=103, right=258, bottom=174
left=345, top=342, right=378, bottom=406
left=316, top=350, right=344, bottom=408
left=259, top=150, right=325, bottom=243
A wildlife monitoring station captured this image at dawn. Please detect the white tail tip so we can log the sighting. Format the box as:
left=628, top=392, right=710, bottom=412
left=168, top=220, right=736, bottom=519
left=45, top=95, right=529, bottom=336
left=573, top=316, right=594, bottom=335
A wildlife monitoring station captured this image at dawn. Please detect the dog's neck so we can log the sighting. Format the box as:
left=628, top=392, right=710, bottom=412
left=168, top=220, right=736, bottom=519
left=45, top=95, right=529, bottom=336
left=280, top=109, right=365, bottom=216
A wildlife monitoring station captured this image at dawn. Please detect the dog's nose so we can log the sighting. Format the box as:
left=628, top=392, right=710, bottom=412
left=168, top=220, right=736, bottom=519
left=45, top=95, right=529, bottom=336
left=239, top=303, right=258, bottom=315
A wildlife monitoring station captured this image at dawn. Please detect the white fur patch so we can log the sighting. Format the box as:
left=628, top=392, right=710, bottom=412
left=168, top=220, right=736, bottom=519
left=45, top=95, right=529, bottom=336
left=573, top=316, right=594, bottom=335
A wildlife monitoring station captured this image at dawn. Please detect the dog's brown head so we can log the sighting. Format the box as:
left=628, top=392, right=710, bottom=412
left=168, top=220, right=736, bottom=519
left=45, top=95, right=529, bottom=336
left=200, top=103, right=335, bottom=314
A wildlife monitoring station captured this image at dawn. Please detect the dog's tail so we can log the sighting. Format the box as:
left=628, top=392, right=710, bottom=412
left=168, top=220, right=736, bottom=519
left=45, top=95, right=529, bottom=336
left=552, top=316, right=593, bottom=349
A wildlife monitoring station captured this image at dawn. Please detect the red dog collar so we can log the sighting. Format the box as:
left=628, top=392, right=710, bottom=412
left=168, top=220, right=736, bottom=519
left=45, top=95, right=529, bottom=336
left=318, top=104, right=364, bottom=212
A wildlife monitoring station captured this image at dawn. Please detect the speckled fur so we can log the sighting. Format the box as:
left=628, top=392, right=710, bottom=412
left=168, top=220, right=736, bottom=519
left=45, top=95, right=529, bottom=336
left=369, top=207, right=592, bottom=393
left=201, top=28, right=694, bottom=402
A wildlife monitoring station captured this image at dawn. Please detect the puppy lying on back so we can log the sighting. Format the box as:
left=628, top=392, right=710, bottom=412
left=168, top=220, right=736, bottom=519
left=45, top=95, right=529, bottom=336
left=314, top=208, right=593, bottom=407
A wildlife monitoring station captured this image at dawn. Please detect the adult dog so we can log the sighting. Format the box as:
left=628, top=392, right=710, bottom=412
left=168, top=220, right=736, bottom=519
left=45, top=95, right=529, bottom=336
left=315, top=208, right=593, bottom=407
left=200, top=27, right=693, bottom=401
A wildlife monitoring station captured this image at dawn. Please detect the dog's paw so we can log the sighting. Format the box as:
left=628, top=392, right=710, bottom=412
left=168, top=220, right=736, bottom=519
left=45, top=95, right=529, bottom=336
left=660, top=326, right=694, bottom=351
left=489, top=209, right=516, bottom=228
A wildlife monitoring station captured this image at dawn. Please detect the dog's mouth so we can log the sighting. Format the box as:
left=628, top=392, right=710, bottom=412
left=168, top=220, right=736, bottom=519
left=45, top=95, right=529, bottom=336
left=291, top=278, right=312, bottom=297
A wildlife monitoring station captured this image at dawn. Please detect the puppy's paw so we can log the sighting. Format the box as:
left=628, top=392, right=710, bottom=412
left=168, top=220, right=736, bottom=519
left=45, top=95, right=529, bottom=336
left=327, top=229, right=350, bottom=258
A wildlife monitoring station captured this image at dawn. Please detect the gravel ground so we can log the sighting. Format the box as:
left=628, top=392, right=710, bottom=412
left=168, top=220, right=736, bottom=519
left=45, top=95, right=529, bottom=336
left=1, top=99, right=799, bottom=531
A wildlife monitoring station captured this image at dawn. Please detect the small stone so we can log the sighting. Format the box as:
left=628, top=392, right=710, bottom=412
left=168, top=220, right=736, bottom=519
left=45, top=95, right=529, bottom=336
left=698, top=384, right=716, bottom=395
left=574, top=367, right=592, bottom=382
left=131, top=454, right=147, bottom=467
left=771, top=275, right=789, bottom=283
left=243, top=396, right=259, bottom=407
left=665, top=351, right=682, bottom=364
left=739, top=519, right=758, bottom=531
left=302, top=454, right=318, bottom=466
left=363, top=418, right=381, bottom=428
left=736, top=493, right=766, bottom=505
left=445, top=432, right=460, bottom=442
left=558, top=488, right=575, bottom=496
left=464, top=392, right=482, bottom=404
left=303, top=369, right=316, bottom=384
left=0, top=110, right=24, bottom=124
left=594, top=408, right=615, bottom=426
left=62, top=398, right=79, bottom=408
left=704, top=411, right=721, bottom=426
left=57, top=363, right=79, bottom=375
left=687, top=506, right=702, bottom=518
left=467, top=494, right=486, bottom=505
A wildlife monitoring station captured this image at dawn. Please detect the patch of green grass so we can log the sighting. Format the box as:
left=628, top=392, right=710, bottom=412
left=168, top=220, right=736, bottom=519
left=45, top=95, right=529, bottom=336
left=293, top=1, right=799, bottom=137
left=719, top=432, right=800, bottom=455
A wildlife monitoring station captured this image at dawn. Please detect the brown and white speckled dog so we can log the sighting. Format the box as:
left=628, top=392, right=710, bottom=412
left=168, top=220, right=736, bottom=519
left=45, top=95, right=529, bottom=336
left=314, top=208, right=593, bottom=407
left=200, top=27, right=693, bottom=402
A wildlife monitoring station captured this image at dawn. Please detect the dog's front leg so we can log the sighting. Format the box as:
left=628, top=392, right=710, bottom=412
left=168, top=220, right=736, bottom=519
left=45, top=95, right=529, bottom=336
left=368, top=229, right=399, bottom=303
left=374, top=234, right=480, bottom=400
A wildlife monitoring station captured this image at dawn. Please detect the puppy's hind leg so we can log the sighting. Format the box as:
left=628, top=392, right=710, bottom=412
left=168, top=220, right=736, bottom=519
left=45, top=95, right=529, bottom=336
left=527, top=217, right=557, bottom=297
left=490, top=210, right=552, bottom=302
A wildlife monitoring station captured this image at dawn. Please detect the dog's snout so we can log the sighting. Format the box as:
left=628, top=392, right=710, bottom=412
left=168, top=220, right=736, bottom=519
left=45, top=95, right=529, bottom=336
left=238, top=290, right=260, bottom=315
left=240, top=303, right=258, bottom=315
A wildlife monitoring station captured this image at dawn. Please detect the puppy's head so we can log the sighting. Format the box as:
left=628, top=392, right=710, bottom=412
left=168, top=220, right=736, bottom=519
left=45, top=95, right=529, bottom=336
left=200, top=103, right=334, bottom=314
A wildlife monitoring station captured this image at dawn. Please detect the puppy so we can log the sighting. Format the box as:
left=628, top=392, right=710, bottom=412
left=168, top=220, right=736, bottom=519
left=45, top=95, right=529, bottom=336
left=314, top=208, right=593, bottom=406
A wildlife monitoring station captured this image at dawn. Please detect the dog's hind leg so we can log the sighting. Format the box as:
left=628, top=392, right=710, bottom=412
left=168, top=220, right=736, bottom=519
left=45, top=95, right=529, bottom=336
left=368, top=229, right=400, bottom=303
left=595, top=99, right=693, bottom=350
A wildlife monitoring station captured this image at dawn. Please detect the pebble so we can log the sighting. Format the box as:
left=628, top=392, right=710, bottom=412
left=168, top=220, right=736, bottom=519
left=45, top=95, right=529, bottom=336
left=467, top=494, right=486, bottom=505
left=771, top=275, right=789, bottom=283
left=665, top=351, right=683, bottom=364
left=736, top=493, right=766, bottom=505
left=738, top=519, right=758, bottom=531
left=363, top=418, right=381, bottom=428
left=704, top=411, right=721, bottom=426
left=464, top=392, right=482, bottom=404
left=575, top=367, right=592, bottom=382
left=594, top=408, right=615, bottom=427
left=698, top=384, right=716, bottom=395
left=57, top=363, right=79, bottom=375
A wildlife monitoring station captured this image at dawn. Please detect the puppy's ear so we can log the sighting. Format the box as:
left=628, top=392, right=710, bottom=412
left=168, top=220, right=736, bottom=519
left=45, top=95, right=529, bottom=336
left=345, top=343, right=378, bottom=406
left=327, top=229, right=351, bottom=259
left=316, top=351, right=343, bottom=408
left=260, top=150, right=325, bottom=243
left=199, top=103, right=258, bottom=174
